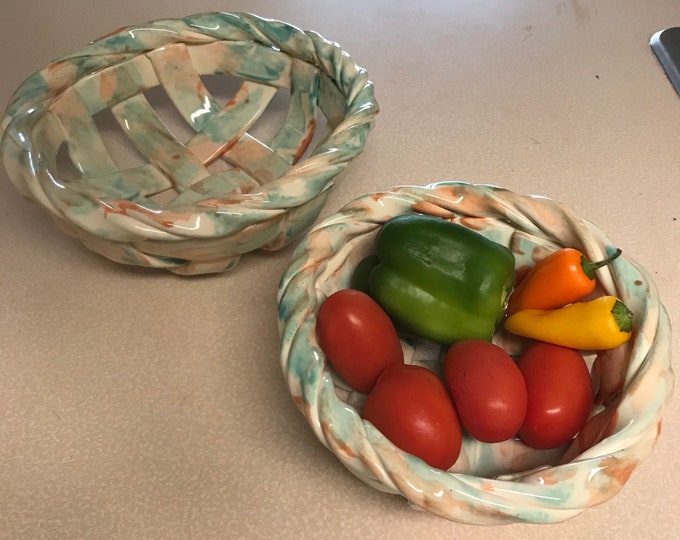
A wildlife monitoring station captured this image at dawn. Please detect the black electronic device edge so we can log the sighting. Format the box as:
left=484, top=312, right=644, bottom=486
left=651, top=27, right=680, bottom=97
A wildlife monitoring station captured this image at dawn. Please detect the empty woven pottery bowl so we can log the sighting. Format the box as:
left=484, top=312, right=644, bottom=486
left=277, top=181, right=674, bottom=525
left=0, top=12, right=378, bottom=274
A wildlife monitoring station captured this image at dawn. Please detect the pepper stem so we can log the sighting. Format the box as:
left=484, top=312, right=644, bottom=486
left=581, top=248, right=622, bottom=280
left=611, top=300, right=633, bottom=333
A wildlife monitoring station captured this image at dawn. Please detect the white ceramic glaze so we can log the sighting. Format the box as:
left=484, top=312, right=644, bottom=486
left=277, top=181, right=674, bottom=525
left=0, top=12, right=378, bottom=274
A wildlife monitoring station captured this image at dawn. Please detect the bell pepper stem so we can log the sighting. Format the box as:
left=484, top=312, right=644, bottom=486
left=611, top=299, right=633, bottom=333
left=581, top=248, right=622, bottom=280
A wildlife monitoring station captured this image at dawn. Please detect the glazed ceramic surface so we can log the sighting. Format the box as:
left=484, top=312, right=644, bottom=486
left=277, top=181, right=674, bottom=525
left=0, top=12, right=378, bottom=274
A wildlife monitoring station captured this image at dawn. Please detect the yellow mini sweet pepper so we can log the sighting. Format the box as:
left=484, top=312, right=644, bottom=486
left=504, top=295, right=633, bottom=350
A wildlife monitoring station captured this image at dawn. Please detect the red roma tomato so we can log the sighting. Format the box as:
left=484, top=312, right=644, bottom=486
left=443, top=339, right=527, bottom=443
left=518, top=342, right=594, bottom=449
left=363, top=363, right=462, bottom=470
left=316, top=289, right=403, bottom=394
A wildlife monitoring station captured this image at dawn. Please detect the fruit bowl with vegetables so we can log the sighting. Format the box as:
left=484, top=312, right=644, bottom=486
left=276, top=181, right=674, bottom=525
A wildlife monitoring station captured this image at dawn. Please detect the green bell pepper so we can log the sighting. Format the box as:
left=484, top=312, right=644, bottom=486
left=368, top=214, right=515, bottom=344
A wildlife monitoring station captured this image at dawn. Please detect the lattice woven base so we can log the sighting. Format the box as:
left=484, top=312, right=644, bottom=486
left=0, top=12, right=379, bottom=274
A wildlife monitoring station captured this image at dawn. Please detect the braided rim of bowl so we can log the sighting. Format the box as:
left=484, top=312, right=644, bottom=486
left=0, top=12, right=379, bottom=274
left=277, top=181, right=674, bottom=525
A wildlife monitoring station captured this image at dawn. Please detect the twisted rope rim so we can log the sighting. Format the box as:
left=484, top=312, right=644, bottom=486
left=0, top=12, right=379, bottom=274
left=277, top=181, right=674, bottom=524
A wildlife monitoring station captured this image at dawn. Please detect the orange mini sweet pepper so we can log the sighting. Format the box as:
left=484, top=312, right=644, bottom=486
left=506, top=247, right=622, bottom=316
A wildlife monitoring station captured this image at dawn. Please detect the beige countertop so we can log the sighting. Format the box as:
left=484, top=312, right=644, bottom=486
left=1, top=1, right=678, bottom=538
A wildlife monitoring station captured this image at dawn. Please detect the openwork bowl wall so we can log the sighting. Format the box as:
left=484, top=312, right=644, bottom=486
left=0, top=12, right=378, bottom=274
left=277, top=181, right=674, bottom=525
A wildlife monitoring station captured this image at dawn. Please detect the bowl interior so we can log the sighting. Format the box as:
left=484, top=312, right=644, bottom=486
left=278, top=181, right=674, bottom=524
left=40, top=41, right=346, bottom=209
left=1, top=12, right=379, bottom=274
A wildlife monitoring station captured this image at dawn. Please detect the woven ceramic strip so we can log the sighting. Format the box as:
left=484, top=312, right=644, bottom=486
left=277, top=181, right=674, bottom=525
left=0, top=12, right=378, bottom=274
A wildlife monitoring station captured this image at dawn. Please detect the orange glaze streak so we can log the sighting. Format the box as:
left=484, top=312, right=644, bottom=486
left=538, top=474, right=560, bottom=486
left=195, top=189, right=250, bottom=208
left=225, top=85, right=250, bottom=108
left=431, top=184, right=462, bottom=199
left=292, top=118, right=317, bottom=163
left=299, top=258, right=322, bottom=274
left=195, top=198, right=227, bottom=209
left=219, top=136, right=242, bottom=157
left=46, top=60, right=68, bottom=75
left=196, top=78, right=208, bottom=97
left=459, top=216, right=489, bottom=231
left=99, top=199, right=187, bottom=229
left=292, top=395, right=306, bottom=413
left=479, top=481, right=495, bottom=493
left=99, top=198, right=135, bottom=218
left=600, top=456, right=637, bottom=485
left=411, top=201, right=455, bottom=218
left=321, top=420, right=357, bottom=458
left=98, top=68, right=117, bottom=103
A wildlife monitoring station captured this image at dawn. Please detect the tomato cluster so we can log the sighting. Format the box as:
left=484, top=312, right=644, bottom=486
left=316, top=289, right=595, bottom=470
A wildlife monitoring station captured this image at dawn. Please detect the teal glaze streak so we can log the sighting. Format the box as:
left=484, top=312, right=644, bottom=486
left=0, top=11, right=378, bottom=275
left=249, top=17, right=300, bottom=44
left=184, top=12, right=255, bottom=42
left=4, top=73, right=51, bottom=119
left=219, top=41, right=292, bottom=85
left=287, top=318, right=320, bottom=395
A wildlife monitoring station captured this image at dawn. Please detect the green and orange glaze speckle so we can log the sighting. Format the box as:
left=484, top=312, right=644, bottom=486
left=411, top=200, right=456, bottom=218
left=0, top=12, right=378, bottom=274
left=599, top=456, right=638, bottom=486
left=458, top=216, right=489, bottom=231
left=275, top=181, right=673, bottom=523
left=322, top=421, right=357, bottom=459
left=292, top=395, right=306, bottom=413
left=480, top=481, right=495, bottom=493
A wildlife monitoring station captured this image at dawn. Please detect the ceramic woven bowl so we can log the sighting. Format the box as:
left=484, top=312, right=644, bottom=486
left=0, top=12, right=378, bottom=275
left=277, top=181, right=674, bottom=525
